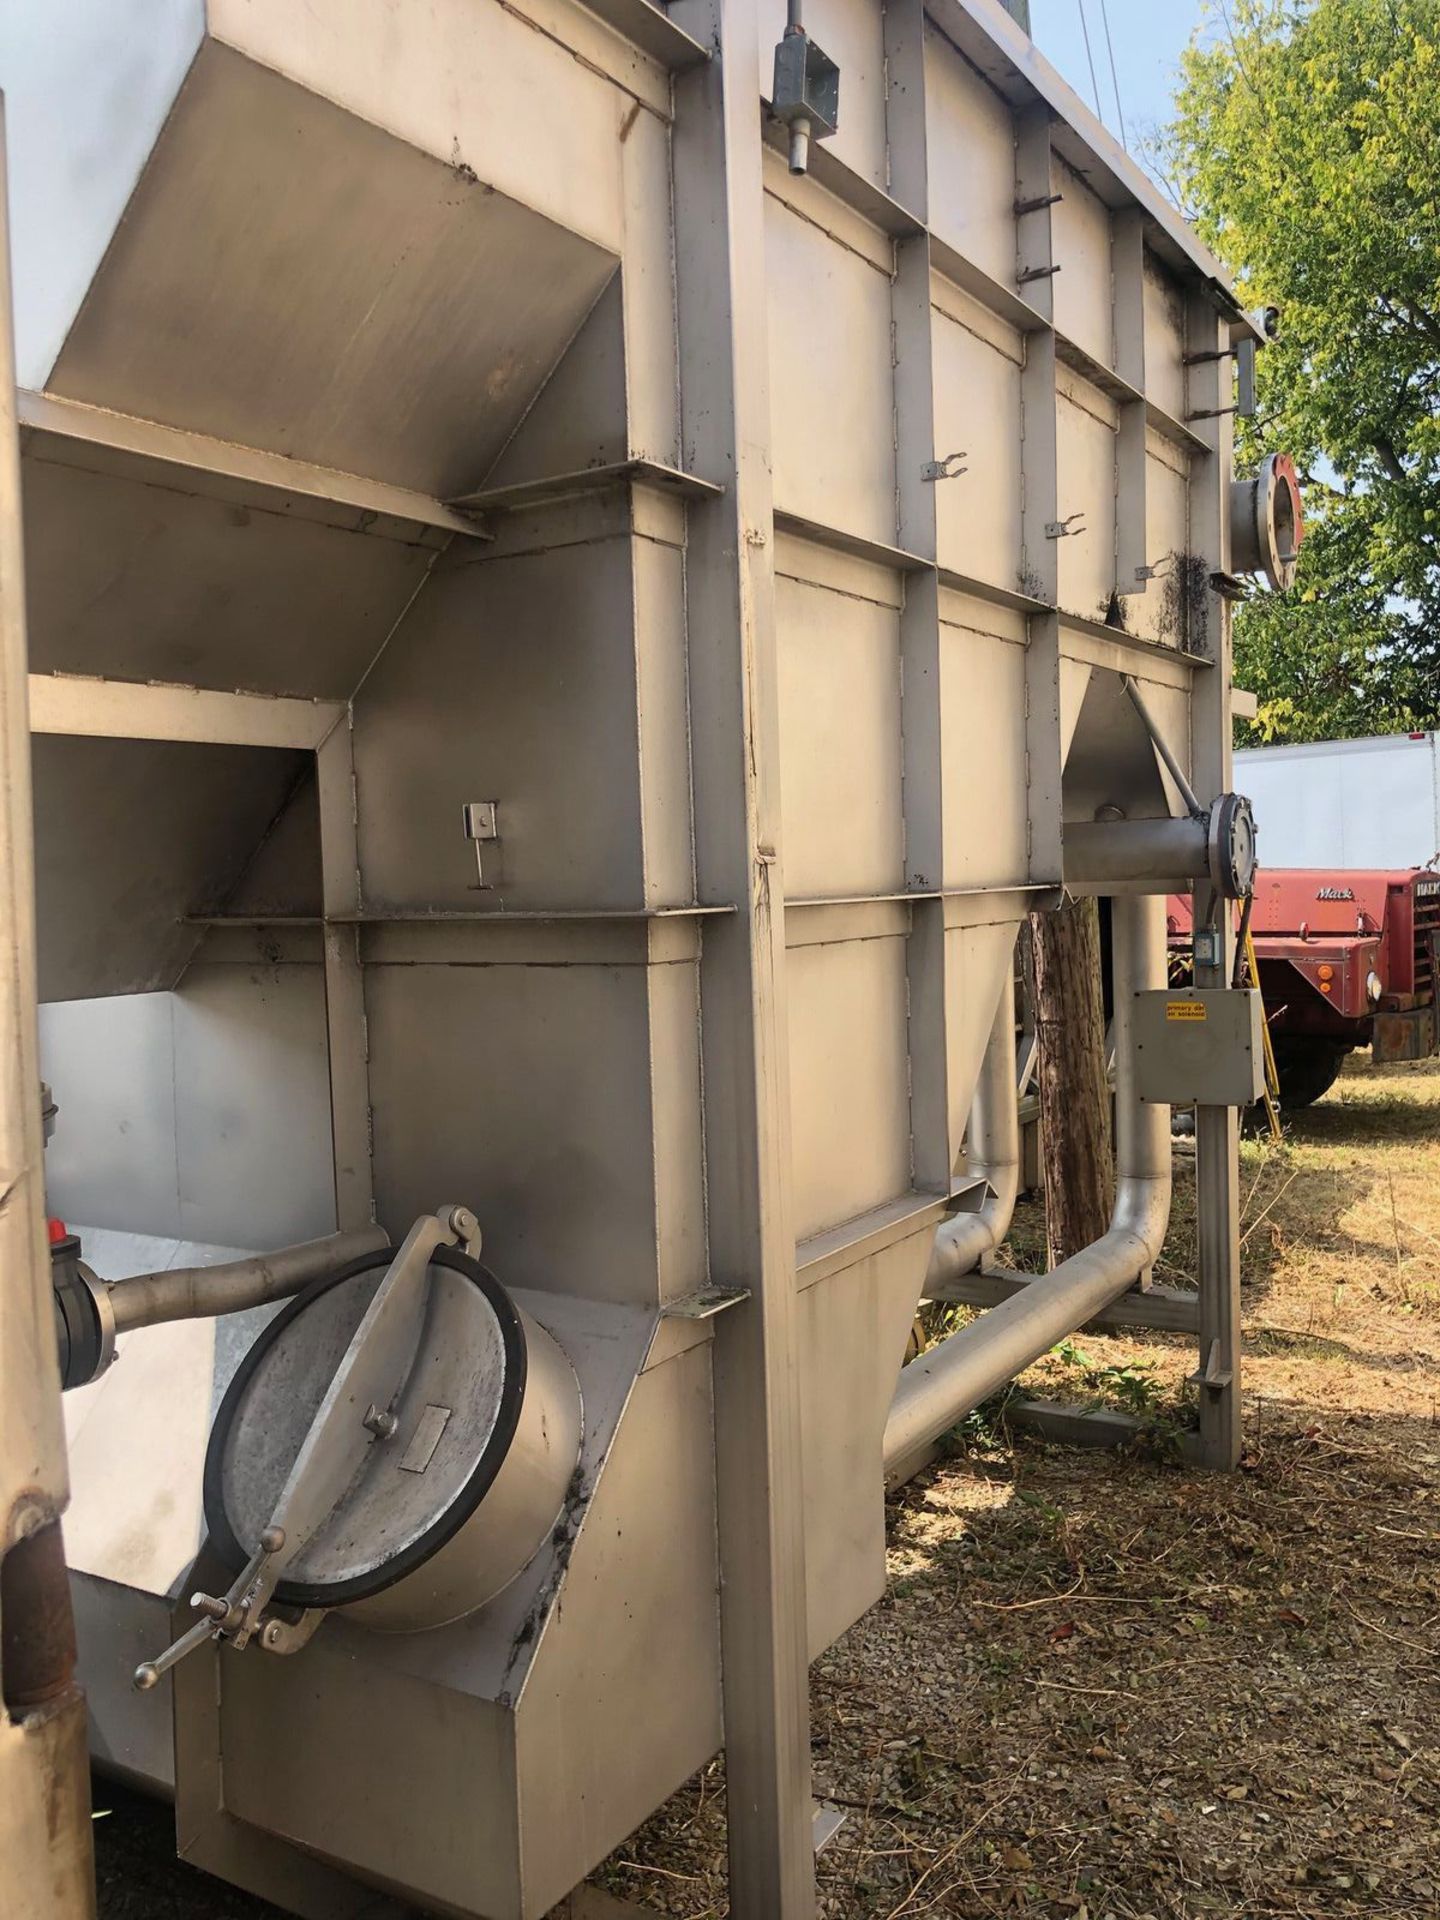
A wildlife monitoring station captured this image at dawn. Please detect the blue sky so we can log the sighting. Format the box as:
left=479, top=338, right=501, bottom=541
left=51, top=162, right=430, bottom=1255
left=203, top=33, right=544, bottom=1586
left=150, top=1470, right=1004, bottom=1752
left=1029, top=0, right=1210, bottom=157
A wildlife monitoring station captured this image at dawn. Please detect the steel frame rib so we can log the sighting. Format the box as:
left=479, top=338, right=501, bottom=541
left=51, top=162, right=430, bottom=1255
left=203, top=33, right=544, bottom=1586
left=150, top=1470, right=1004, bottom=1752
left=26, top=673, right=345, bottom=751
left=1185, top=287, right=1245, bottom=1469
left=18, top=388, right=483, bottom=543
left=670, top=1, right=815, bottom=1910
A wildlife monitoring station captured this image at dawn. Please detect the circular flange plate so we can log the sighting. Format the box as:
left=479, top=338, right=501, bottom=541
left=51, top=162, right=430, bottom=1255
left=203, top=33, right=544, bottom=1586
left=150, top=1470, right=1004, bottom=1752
left=1209, top=792, right=1258, bottom=899
left=204, top=1247, right=527, bottom=1608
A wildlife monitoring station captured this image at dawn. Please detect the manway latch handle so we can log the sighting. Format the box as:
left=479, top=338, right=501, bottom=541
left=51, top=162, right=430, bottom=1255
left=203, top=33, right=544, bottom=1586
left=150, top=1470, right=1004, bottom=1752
left=133, top=1205, right=482, bottom=1692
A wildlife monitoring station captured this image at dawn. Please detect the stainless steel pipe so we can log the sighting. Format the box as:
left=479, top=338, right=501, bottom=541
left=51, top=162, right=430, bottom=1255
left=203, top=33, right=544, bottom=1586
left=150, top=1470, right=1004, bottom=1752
left=107, top=1226, right=390, bottom=1334
left=1063, top=815, right=1210, bottom=888
left=885, top=895, right=1171, bottom=1483
left=925, top=965, right=1020, bottom=1287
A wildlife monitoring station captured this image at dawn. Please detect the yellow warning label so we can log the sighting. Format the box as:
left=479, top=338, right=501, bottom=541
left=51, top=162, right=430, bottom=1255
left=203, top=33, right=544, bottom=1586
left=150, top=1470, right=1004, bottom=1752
left=1166, top=1000, right=1208, bottom=1022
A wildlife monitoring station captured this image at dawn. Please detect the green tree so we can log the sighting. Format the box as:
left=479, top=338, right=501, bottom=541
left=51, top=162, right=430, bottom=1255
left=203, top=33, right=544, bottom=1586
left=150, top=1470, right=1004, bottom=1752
left=1164, top=0, right=1440, bottom=743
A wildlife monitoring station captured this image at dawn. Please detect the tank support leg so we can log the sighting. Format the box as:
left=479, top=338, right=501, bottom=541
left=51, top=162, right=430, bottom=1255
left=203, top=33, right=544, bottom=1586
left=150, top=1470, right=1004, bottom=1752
left=1194, top=1102, right=1243, bottom=1467
left=1186, top=280, right=1246, bottom=1472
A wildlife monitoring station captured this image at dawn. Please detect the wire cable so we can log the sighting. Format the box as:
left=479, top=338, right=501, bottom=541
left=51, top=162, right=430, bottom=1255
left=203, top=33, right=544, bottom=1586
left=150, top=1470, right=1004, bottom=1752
left=1096, top=0, right=1129, bottom=148
left=1075, top=0, right=1103, bottom=122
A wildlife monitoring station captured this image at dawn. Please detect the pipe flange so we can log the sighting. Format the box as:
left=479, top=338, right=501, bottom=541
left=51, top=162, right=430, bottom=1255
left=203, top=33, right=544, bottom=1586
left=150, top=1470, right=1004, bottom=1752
left=1207, top=792, right=1257, bottom=899
left=52, top=1241, right=118, bottom=1390
left=1230, top=453, right=1303, bottom=591
left=84, top=1265, right=119, bottom=1379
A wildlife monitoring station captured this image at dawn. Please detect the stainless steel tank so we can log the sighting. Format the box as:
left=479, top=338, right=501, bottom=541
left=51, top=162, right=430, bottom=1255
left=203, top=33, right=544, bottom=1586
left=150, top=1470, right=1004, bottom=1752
left=0, top=0, right=1260, bottom=1913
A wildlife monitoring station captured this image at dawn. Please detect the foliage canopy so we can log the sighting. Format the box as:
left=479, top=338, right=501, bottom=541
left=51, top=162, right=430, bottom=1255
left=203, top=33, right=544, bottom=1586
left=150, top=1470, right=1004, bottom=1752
left=1165, top=0, right=1440, bottom=742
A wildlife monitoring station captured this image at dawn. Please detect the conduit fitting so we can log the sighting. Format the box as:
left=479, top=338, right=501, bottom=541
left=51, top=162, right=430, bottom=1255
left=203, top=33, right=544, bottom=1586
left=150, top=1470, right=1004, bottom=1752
left=925, top=964, right=1020, bottom=1289
left=884, top=894, right=1172, bottom=1485
left=771, top=21, right=839, bottom=177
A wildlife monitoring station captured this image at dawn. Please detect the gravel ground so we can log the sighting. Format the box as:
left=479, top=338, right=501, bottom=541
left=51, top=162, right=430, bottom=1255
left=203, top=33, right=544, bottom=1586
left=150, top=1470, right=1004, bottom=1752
left=96, top=1057, right=1440, bottom=1918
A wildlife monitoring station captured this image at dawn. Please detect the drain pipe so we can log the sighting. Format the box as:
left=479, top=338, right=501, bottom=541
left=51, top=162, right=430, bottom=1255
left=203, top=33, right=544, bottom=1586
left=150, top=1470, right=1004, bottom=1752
left=885, top=894, right=1170, bottom=1483
left=925, top=965, right=1020, bottom=1288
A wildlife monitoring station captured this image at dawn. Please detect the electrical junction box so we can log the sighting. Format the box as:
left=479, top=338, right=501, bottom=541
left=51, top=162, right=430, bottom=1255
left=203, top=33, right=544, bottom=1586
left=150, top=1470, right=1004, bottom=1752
left=1132, top=988, right=1266, bottom=1107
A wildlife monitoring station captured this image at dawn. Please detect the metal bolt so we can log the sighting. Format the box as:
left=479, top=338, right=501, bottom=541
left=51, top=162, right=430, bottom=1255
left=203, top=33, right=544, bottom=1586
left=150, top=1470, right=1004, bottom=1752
left=190, top=1593, right=230, bottom=1622
left=363, top=1404, right=399, bottom=1440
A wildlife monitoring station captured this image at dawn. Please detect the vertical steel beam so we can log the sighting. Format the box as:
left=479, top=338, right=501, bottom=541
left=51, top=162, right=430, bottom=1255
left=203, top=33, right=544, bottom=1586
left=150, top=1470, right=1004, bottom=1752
left=1015, top=105, right=1063, bottom=881
left=1185, top=287, right=1243, bottom=1469
left=669, top=4, right=815, bottom=1912
left=883, top=0, right=930, bottom=221
left=892, top=220, right=954, bottom=1189
left=1112, top=208, right=1148, bottom=600
left=316, top=714, right=373, bottom=1232
left=0, top=100, right=97, bottom=1920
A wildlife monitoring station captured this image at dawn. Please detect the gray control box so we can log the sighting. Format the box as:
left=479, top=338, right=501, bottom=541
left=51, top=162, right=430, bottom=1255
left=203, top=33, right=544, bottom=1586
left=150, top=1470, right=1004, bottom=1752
left=1132, top=988, right=1266, bottom=1107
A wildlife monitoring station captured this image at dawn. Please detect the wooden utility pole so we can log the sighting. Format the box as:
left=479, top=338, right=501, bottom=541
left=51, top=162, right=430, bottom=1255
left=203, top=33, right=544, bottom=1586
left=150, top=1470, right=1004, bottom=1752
left=1029, top=898, right=1113, bottom=1266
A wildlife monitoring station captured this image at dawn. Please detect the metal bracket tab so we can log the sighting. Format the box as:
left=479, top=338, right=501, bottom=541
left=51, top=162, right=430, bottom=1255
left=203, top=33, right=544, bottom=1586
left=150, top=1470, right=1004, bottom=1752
left=921, top=450, right=968, bottom=482
left=1189, top=1338, right=1235, bottom=1395
left=661, top=1285, right=751, bottom=1321
left=463, top=801, right=500, bottom=890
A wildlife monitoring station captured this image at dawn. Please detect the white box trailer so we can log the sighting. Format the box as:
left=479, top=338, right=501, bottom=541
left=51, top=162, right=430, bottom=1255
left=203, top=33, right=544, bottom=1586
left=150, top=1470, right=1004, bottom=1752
left=1238, top=732, right=1440, bottom=871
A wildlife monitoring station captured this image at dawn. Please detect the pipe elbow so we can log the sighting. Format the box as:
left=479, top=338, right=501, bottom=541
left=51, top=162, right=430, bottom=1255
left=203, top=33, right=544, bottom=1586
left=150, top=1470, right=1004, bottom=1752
left=1111, top=1173, right=1171, bottom=1259
left=926, top=1191, right=1008, bottom=1286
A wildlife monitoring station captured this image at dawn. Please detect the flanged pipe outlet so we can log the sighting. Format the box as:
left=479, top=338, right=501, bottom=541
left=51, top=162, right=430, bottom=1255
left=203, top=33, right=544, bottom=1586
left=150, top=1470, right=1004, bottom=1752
left=1064, top=793, right=1257, bottom=898
left=204, top=1247, right=582, bottom=1633
left=1208, top=792, right=1258, bottom=898
left=1231, top=452, right=1303, bottom=592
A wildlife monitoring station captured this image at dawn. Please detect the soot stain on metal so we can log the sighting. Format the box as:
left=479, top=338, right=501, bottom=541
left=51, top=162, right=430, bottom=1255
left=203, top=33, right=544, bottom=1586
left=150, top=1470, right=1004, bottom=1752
left=1158, top=553, right=1211, bottom=656
left=1017, top=566, right=1046, bottom=603
left=499, top=1465, right=591, bottom=1703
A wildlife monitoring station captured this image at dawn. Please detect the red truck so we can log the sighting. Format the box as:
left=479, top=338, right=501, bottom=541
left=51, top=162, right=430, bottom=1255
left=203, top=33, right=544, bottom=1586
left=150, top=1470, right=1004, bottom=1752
left=1168, top=868, right=1440, bottom=1107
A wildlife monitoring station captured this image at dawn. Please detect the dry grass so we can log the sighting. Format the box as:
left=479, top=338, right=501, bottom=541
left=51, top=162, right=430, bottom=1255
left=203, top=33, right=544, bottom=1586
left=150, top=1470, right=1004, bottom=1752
left=94, top=1058, right=1440, bottom=1918
left=596, top=1056, right=1440, bottom=1919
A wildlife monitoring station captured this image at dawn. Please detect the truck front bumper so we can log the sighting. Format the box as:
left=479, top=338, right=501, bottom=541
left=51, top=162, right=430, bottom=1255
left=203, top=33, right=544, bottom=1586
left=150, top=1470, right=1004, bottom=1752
left=1373, top=1006, right=1438, bottom=1065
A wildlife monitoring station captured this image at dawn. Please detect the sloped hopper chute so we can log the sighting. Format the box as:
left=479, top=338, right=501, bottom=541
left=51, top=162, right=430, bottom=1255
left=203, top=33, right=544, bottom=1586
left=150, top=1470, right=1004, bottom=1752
left=45, top=41, right=619, bottom=496
left=24, top=40, right=619, bottom=1003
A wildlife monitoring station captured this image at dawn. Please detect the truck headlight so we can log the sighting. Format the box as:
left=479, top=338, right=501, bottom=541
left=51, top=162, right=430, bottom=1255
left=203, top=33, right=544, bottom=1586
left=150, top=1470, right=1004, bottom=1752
left=1367, top=970, right=1383, bottom=1005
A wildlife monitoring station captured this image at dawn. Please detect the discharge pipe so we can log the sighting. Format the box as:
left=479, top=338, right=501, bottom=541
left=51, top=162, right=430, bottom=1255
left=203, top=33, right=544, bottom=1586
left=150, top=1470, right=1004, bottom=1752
left=925, top=964, right=1020, bottom=1288
left=107, top=1225, right=390, bottom=1333
left=884, top=894, right=1171, bottom=1484
left=1064, top=815, right=1212, bottom=887
left=1064, top=792, right=1255, bottom=899
left=55, top=1225, right=390, bottom=1389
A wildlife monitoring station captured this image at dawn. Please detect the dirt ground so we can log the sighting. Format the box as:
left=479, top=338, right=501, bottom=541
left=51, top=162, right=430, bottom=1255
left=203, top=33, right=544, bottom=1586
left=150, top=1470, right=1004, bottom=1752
left=94, top=1056, right=1440, bottom=1919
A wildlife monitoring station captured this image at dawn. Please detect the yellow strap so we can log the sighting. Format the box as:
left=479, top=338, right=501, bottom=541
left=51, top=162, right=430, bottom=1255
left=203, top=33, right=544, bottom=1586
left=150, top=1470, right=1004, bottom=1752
left=1244, top=920, right=1283, bottom=1140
